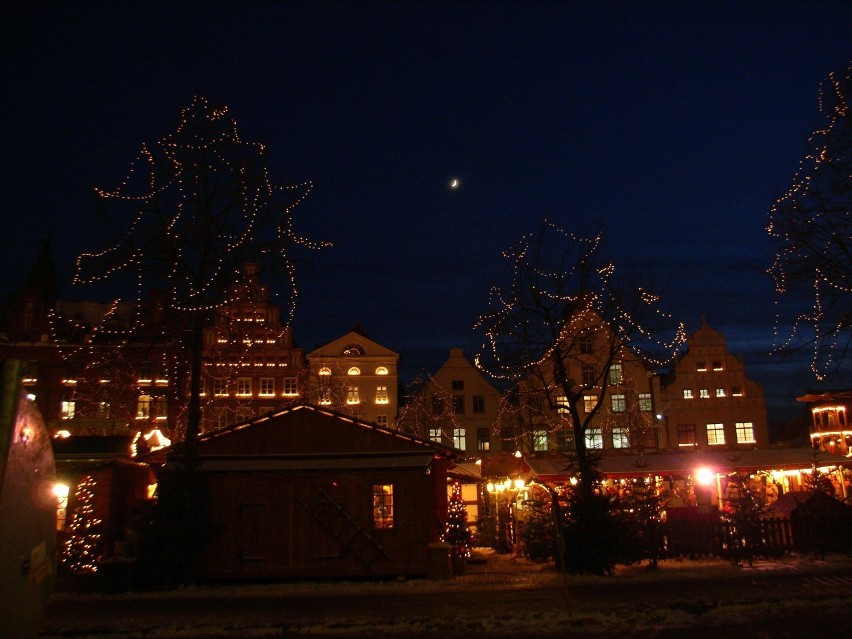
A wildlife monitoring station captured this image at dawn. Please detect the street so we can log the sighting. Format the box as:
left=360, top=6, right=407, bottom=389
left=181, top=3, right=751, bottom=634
left=39, top=552, right=852, bottom=638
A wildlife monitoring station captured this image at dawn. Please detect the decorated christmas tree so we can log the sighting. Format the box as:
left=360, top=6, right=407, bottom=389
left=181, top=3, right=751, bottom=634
left=61, top=475, right=102, bottom=574
left=443, top=481, right=472, bottom=559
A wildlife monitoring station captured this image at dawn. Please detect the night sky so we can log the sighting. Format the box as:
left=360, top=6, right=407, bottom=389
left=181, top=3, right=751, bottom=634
left=2, top=1, right=851, bottom=425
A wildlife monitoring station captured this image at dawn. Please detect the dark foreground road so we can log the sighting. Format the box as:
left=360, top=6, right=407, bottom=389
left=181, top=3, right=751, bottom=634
left=38, top=553, right=852, bottom=638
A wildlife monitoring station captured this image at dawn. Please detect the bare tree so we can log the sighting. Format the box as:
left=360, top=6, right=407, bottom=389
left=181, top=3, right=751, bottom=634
left=767, top=63, right=852, bottom=380
left=395, top=372, right=460, bottom=445
left=73, top=96, right=329, bottom=461
left=474, top=220, right=684, bottom=502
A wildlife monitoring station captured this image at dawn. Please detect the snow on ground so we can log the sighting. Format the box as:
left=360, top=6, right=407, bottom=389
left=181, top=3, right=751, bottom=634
left=41, top=550, right=852, bottom=638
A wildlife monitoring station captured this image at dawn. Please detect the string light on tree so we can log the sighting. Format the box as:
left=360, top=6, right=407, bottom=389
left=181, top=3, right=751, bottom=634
left=767, top=63, right=852, bottom=380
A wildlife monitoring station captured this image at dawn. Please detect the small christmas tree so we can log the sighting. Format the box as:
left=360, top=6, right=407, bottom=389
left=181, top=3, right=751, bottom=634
left=443, top=482, right=472, bottom=560
left=61, top=475, right=102, bottom=574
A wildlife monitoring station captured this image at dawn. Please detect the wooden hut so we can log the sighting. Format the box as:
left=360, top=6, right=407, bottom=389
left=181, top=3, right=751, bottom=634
left=192, top=404, right=456, bottom=580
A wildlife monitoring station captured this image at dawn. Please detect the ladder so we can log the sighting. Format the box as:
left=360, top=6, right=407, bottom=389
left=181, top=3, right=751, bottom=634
left=295, top=483, right=390, bottom=573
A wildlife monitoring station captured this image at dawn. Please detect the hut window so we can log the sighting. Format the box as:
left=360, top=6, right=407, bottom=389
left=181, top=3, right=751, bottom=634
left=372, top=484, right=394, bottom=528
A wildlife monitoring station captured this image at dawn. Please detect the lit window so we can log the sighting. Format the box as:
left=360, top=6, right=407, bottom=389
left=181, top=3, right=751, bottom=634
left=556, top=395, right=568, bottom=413
left=611, top=393, right=626, bottom=413
left=53, top=483, right=69, bottom=531
left=533, top=428, right=548, bottom=452
left=373, top=484, right=394, bottom=528
left=375, top=366, right=388, bottom=375
left=282, top=377, right=298, bottom=396
left=583, top=395, right=596, bottom=413
left=696, top=362, right=707, bottom=372
left=612, top=427, right=630, bottom=449
left=375, top=386, right=389, bottom=404
left=136, top=394, right=151, bottom=419
left=61, top=395, right=75, bottom=420
left=585, top=428, right=603, bottom=449
left=707, top=423, right=725, bottom=445
left=453, top=428, right=466, bottom=450
left=608, top=362, right=623, bottom=385
left=731, top=387, right=743, bottom=397
left=318, top=367, right=332, bottom=376
left=319, top=390, right=331, bottom=405
left=477, top=428, right=490, bottom=451
left=683, top=389, right=694, bottom=399
left=199, top=378, right=207, bottom=397
left=639, top=393, right=652, bottom=412
left=735, top=422, right=756, bottom=444
left=346, top=385, right=360, bottom=404
left=715, top=388, right=726, bottom=398
left=429, top=427, right=442, bottom=443
left=677, top=424, right=697, bottom=447
left=712, top=361, right=723, bottom=371
left=260, top=377, right=275, bottom=397
left=348, top=367, right=361, bottom=376
left=699, top=389, right=710, bottom=399
left=237, top=377, right=252, bottom=397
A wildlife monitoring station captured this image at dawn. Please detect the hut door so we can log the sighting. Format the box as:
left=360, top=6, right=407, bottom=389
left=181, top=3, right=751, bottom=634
left=238, top=501, right=269, bottom=565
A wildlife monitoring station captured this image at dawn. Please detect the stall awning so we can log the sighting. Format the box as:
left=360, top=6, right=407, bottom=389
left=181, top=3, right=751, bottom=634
left=528, top=448, right=851, bottom=482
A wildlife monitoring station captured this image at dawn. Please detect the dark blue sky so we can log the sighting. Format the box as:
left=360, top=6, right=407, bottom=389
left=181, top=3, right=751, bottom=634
left=2, top=1, right=851, bottom=424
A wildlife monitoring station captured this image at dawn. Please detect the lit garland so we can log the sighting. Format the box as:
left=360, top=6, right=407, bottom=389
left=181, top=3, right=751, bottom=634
left=767, top=63, right=852, bottom=380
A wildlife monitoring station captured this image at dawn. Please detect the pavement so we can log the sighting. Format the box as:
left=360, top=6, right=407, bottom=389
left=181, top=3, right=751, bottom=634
left=36, top=550, right=852, bottom=638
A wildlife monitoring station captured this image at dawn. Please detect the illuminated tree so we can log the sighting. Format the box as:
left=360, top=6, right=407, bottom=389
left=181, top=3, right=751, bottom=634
left=474, top=221, right=683, bottom=574
left=475, top=220, right=684, bottom=500
left=442, top=481, right=472, bottom=564
left=73, top=96, right=329, bottom=459
left=60, top=475, right=102, bottom=574
left=395, top=372, right=460, bottom=444
left=767, top=63, right=852, bottom=380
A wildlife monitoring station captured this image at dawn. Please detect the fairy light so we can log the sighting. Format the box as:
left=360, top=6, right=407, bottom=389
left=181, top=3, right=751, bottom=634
left=474, top=220, right=685, bottom=489
left=767, top=63, right=851, bottom=380
left=59, top=96, right=330, bottom=441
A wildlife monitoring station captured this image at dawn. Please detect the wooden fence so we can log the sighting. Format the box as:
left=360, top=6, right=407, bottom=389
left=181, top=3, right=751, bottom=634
left=662, top=514, right=852, bottom=563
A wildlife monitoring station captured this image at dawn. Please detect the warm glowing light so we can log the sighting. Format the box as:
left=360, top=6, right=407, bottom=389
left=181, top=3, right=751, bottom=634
left=695, top=467, right=715, bottom=486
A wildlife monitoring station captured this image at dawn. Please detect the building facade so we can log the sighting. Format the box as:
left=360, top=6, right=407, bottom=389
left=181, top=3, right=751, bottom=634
left=657, top=318, right=769, bottom=450
left=200, top=263, right=306, bottom=432
left=797, top=388, right=851, bottom=457
left=306, top=327, right=399, bottom=427
left=421, top=348, right=503, bottom=456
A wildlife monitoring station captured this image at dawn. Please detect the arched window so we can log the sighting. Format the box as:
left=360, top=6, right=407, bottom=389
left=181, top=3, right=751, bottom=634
left=348, top=367, right=361, bottom=376
left=375, top=366, right=389, bottom=375
left=342, top=343, right=365, bottom=356
left=318, top=367, right=332, bottom=376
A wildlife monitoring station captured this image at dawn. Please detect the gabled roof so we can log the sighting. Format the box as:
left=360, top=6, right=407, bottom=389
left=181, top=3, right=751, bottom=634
left=196, top=402, right=457, bottom=457
left=308, top=330, right=399, bottom=359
